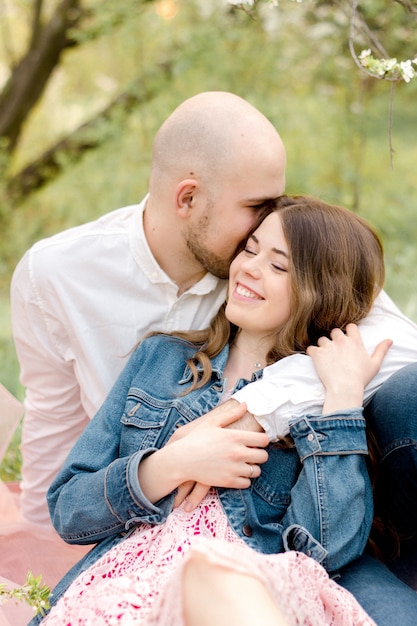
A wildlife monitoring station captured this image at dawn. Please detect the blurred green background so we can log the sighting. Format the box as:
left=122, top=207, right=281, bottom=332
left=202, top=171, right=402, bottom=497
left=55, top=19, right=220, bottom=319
left=1, top=0, right=416, bottom=480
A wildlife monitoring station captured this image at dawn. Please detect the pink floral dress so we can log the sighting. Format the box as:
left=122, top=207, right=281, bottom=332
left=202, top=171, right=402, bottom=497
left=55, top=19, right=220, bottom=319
left=41, top=491, right=375, bottom=626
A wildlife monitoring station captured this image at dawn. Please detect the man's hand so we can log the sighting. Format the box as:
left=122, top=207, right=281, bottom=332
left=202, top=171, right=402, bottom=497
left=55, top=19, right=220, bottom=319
left=307, top=323, right=392, bottom=414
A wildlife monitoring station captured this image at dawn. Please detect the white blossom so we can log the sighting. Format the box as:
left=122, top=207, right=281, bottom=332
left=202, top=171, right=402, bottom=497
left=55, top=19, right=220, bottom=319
left=399, top=60, right=416, bottom=83
left=359, top=49, right=416, bottom=83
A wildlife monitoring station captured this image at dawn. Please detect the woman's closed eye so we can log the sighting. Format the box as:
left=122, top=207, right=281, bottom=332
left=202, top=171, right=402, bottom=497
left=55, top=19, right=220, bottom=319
left=243, top=247, right=287, bottom=273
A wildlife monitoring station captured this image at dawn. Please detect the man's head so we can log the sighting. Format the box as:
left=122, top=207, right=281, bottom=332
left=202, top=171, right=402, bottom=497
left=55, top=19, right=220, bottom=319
left=148, top=91, right=286, bottom=280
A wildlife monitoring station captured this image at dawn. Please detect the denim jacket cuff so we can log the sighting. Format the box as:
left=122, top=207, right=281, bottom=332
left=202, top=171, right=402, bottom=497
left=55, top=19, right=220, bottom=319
left=107, top=449, right=174, bottom=526
left=289, top=408, right=368, bottom=462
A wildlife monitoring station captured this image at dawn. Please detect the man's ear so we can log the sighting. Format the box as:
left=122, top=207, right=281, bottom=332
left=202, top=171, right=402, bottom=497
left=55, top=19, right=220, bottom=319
left=175, top=179, right=199, bottom=218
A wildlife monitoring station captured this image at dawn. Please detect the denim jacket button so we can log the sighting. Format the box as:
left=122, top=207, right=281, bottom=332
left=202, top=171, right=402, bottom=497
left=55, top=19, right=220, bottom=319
left=242, top=524, right=253, bottom=537
left=307, top=433, right=314, bottom=442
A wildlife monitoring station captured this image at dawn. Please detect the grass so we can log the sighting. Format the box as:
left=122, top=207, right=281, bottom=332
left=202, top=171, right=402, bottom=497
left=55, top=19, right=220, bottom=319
left=0, top=425, right=22, bottom=482
left=0, top=297, right=23, bottom=482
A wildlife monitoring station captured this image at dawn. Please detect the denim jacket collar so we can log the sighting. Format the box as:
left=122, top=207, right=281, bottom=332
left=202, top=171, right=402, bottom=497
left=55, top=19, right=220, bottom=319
left=178, top=343, right=230, bottom=386
left=178, top=343, right=264, bottom=388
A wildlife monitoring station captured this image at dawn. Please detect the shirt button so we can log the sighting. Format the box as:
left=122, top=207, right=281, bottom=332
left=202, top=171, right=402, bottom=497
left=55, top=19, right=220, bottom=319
left=242, top=524, right=253, bottom=537
left=306, top=549, right=311, bottom=556
left=307, top=433, right=314, bottom=442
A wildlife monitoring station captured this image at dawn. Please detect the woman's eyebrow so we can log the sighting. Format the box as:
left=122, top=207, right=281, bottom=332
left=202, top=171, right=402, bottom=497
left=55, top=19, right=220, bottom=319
left=272, top=247, right=289, bottom=259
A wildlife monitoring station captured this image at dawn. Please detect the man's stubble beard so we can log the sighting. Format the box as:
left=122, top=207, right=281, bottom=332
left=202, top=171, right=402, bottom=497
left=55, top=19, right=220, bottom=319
left=184, top=213, right=235, bottom=280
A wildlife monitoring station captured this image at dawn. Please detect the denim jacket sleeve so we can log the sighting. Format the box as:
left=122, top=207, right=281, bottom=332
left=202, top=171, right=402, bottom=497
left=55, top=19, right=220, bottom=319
left=47, top=349, right=176, bottom=544
left=281, top=408, right=373, bottom=573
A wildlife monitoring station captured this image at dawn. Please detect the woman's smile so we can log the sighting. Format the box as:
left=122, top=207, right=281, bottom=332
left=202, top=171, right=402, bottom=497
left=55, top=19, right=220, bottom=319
left=234, top=282, right=264, bottom=301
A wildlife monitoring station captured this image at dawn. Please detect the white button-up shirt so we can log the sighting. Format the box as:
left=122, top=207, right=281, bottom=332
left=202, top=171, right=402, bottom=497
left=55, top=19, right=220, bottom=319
left=11, top=197, right=227, bottom=524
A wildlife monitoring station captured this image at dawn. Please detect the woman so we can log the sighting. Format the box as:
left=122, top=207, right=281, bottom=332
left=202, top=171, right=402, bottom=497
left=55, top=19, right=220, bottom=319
left=36, top=196, right=391, bottom=625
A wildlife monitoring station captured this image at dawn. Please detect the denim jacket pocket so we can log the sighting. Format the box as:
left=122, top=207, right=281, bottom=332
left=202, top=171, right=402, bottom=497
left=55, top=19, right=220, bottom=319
left=120, top=389, right=173, bottom=454
left=252, top=445, right=298, bottom=514
left=120, top=388, right=198, bottom=455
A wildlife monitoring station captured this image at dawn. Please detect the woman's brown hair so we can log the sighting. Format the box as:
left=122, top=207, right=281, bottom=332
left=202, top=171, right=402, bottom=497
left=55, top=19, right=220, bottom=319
left=271, top=195, right=384, bottom=355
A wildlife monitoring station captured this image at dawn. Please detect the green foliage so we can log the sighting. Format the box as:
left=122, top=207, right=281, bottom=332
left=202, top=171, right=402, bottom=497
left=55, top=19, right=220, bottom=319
left=352, top=0, right=417, bottom=63
left=0, top=419, right=22, bottom=482
left=0, top=571, right=51, bottom=617
left=0, top=297, right=22, bottom=481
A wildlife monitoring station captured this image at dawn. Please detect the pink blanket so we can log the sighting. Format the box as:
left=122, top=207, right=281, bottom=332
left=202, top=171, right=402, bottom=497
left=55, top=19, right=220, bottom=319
left=0, top=482, right=88, bottom=625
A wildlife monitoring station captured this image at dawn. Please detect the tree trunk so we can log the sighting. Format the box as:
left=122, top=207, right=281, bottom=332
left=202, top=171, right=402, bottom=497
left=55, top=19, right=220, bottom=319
left=0, top=0, right=82, bottom=152
left=6, top=63, right=172, bottom=204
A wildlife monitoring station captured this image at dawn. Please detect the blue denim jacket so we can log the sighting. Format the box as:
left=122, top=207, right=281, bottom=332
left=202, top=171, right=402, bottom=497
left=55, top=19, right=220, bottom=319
left=45, top=334, right=373, bottom=614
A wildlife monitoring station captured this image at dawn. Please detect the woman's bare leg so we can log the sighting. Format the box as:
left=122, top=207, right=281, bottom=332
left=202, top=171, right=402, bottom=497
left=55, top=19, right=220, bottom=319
left=182, top=552, right=290, bottom=626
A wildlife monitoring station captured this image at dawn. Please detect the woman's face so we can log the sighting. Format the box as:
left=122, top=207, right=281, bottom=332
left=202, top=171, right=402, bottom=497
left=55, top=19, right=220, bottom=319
left=225, top=212, right=291, bottom=340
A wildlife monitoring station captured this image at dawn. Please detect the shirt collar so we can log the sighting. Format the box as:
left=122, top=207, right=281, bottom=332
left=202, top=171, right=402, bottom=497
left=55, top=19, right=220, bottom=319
left=129, top=195, right=224, bottom=295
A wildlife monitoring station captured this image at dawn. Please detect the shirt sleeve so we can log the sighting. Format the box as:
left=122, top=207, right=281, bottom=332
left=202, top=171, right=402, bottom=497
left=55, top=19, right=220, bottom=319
left=10, top=252, right=90, bottom=526
left=232, top=291, right=417, bottom=441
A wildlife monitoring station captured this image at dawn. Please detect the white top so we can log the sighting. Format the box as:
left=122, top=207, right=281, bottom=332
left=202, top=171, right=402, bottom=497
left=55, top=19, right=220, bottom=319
left=10, top=195, right=417, bottom=525
left=233, top=290, right=417, bottom=440
left=10, top=197, right=227, bottom=525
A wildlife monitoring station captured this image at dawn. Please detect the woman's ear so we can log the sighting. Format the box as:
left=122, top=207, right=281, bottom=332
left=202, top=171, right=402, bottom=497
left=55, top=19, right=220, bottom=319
left=175, top=179, right=199, bottom=218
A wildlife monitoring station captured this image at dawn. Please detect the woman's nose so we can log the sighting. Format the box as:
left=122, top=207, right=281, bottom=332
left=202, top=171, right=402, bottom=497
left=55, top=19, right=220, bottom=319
left=241, top=256, right=262, bottom=278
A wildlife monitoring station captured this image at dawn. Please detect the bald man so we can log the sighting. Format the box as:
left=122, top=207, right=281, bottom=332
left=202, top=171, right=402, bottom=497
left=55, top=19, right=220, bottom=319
left=11, top=91, right=286, bottom=526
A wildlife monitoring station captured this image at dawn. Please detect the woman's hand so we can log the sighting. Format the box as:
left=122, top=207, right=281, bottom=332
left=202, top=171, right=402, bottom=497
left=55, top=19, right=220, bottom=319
left=171, top=400, right=266, bottom=511
left=306, top=323, right=392, bottom=414
left=138, top=399, right=269, bottom=506
left=169, top=401, right=269, bottom=485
